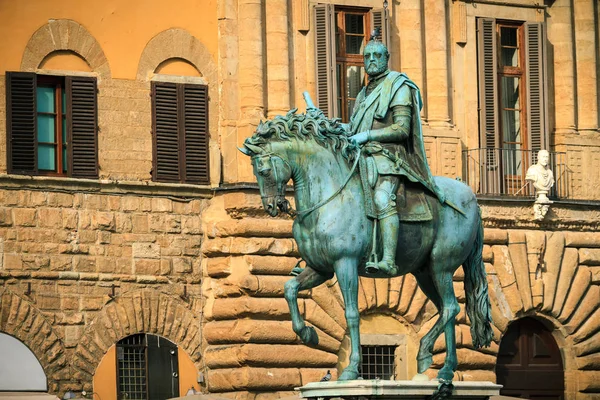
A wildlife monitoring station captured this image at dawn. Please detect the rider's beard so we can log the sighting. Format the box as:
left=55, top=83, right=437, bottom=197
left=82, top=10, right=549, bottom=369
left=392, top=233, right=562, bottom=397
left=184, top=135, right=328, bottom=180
left=366, top=62, right=387, bottom=77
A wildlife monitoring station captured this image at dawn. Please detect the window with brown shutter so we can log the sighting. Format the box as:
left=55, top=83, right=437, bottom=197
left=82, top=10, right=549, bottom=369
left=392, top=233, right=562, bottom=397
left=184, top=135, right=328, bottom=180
left=476, top=18, right=548, bottom=195
left=314, top=6, right=389, bottom=121
left=151, top=81, right=210, bottom=185
left=6, top=72, right=98, bottom=178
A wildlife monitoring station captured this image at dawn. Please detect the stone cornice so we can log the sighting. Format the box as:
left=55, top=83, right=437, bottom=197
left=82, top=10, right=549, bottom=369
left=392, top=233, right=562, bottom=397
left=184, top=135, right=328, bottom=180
left=479, top=196, right=600, bottom=231
left=0, top=174, right=214, bottom=199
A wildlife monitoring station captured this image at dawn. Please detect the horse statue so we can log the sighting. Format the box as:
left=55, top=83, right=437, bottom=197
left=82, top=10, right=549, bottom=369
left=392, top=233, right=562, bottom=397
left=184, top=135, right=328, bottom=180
left=238, top=106, right=493, bottom=391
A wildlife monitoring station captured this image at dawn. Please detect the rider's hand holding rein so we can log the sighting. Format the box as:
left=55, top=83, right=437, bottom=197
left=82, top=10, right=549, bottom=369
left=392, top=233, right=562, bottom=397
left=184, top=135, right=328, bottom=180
left=350, top=130, right=370, bottom=146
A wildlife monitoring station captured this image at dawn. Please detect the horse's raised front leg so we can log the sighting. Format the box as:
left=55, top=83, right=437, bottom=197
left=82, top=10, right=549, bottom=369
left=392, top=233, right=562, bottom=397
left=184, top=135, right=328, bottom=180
left=334, top=257, right=361, bottom=381
left=284, top=266, right=333, bottom=346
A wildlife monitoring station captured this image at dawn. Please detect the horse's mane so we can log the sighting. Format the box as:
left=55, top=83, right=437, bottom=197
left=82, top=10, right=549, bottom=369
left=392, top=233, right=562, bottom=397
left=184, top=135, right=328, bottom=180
left=244, top=109, right=358, bottom=162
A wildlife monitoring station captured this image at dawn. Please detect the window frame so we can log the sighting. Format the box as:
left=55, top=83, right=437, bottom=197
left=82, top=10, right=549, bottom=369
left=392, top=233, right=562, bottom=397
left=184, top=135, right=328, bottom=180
left=497, top=22, right=528, bottom=154
left=475, top=18, right=549, bottom=196
left=36, top=75, right=67, bottom=176
left=314, top=5, right=389, bottom=120
left=496, top=22, right=530, bottom=194
left=6, top=71, right=98, bottom=179
left=335, top=7, right=370, bottom=122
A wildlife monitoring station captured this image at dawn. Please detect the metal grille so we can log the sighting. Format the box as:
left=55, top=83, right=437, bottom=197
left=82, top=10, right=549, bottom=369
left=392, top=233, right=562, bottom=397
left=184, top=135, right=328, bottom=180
left=361, top=345, right=396, bottom=380
left=117, top=334, right=147, bottom=400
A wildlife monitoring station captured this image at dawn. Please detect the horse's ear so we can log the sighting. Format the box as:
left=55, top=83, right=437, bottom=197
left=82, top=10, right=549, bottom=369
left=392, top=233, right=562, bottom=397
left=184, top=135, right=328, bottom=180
left=238, top=143, right=263, bottom=156
left=238, top=146, right=253, bottom=156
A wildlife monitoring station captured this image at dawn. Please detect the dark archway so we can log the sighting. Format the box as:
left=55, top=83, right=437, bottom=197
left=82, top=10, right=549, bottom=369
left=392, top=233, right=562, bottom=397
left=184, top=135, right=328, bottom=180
left=496, top=317, right=564, bottom=399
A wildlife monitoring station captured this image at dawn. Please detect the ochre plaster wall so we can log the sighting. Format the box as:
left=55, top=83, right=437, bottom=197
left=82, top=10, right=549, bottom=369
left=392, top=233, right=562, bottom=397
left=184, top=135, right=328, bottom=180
left=0, top=0, right=217, bottom=79
left=93, top=346, right=117, bottom=400
left=39, top=52, right=92, bottom=72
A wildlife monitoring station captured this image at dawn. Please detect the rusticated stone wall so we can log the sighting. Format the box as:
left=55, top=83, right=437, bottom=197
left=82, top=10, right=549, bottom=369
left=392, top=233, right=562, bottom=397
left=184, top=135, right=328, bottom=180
left=201, top=192, right=600, bottom=400
left=0, top=182, right=208, bottom=393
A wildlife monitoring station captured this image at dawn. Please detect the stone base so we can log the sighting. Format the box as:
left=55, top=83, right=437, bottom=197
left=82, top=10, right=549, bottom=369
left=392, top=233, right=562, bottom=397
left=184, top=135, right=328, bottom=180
left=297, top=380, right=502, bottom=400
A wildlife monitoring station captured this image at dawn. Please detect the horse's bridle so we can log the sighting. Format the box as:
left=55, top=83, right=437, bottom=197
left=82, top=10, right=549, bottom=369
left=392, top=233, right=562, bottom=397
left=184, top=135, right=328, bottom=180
left=252, top=147, right=361, bottom=219
left=251, top=152, right=295, bottom=216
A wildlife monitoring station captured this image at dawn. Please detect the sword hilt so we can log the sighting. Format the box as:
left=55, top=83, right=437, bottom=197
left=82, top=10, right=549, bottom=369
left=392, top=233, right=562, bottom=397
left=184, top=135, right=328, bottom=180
left=303, top=91, right=317, bottom=110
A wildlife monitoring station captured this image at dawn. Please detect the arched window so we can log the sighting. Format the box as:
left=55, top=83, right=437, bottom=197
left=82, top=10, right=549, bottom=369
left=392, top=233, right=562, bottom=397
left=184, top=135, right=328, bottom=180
left=116, top=333, right=179, bottom=400
left=496, top=317, right=564, bottom=399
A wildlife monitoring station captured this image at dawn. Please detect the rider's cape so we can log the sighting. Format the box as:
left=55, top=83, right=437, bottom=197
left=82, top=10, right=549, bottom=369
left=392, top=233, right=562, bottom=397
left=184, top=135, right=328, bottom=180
left=349, top=71, right=445, bottom=204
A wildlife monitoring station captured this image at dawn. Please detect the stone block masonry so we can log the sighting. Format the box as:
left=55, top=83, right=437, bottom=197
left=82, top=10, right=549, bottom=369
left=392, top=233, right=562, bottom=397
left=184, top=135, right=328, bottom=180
left=201, top=192, right=600, bottom=400
left=0, top=185, right=207, bottom=393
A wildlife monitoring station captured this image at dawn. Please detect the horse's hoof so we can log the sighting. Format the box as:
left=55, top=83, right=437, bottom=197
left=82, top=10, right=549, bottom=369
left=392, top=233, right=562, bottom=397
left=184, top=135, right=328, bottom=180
left=299, top=326, right=319, bottom=346
left=417, top=354, right=433, bottom=373
left=339, top=368, right=359, bottom=381
left=430, top=380, right=454, bottom=400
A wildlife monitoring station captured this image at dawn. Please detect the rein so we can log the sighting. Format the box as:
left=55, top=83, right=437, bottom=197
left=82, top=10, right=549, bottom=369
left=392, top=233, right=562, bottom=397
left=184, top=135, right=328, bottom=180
left=295, top=148, right=361, bottom=219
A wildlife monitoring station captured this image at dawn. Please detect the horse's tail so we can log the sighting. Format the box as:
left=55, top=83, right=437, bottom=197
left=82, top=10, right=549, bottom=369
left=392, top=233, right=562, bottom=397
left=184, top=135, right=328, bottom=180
left=463, top=206, right=493, bottom=348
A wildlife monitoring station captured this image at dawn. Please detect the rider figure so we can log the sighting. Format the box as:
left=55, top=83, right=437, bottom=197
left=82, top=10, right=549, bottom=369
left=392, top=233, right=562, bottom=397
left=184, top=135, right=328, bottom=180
left=349, top=29, right=444, bottom=276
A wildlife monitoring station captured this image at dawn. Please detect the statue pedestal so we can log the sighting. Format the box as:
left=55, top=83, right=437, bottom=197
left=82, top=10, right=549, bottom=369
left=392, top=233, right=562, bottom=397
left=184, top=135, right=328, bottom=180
left=297, top=380, right=501, bottom=400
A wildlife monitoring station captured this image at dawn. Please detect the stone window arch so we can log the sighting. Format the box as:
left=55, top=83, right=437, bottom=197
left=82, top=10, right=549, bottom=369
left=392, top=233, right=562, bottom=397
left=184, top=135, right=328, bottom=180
left=20, top=19, right=110, bottom=79
left=73, top=289, right=203, bottom=391
left=138, top=28, right=218, bottom=185
left=0, top=291, right=67, bottom=392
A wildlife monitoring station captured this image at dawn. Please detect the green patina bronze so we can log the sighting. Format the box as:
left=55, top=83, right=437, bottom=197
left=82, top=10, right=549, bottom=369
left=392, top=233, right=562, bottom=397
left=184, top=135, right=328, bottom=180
left=238, top=32, right=493, bottom=391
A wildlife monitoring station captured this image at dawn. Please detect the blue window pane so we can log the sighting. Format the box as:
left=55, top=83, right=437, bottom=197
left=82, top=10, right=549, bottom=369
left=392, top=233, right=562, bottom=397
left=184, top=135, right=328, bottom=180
left=37, top=115, right=55, bottom=143
left=62, top=90, right=66, bottom=113
left=38, top=144, right=56, bottom=171
left=63, top=146, right=67, bottom=172
left=37, top=87, right=55, bottom=113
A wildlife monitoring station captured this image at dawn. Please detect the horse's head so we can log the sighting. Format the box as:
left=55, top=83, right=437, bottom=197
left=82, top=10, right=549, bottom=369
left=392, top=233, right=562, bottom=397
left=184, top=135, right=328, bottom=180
left=238, top=109, right=356, bottom=218
left=239, top=141, right=292, bottom=217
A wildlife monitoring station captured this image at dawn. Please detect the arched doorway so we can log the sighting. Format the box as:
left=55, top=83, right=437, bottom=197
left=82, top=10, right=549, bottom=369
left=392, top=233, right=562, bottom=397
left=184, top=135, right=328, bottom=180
left=94, top=333, right=200, bottom=400
left=496, top=318, right=564, bottom=399
left=0, top=332, right=47, bottom=391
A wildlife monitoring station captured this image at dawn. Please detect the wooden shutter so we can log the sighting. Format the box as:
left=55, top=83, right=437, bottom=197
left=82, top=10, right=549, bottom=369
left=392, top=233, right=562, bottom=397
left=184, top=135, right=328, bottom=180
left=183, top=84, right=209, bottom=184
left=67, top=76, right=98, bottom=178
left=371, top=8, right=390, bottom=48
left=314, top=4, right=337, bottom=118
left=477, top=18, right=499, bottom=150
left=6, top=72, right=37, bottom=174
left=152, top=82, right=180, bottom=182
left=525, top=22, right=548, bottom=152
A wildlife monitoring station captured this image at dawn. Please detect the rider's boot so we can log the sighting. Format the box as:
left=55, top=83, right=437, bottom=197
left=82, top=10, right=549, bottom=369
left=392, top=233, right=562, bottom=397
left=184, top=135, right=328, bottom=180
left=366, top=213, right=399, bottom=276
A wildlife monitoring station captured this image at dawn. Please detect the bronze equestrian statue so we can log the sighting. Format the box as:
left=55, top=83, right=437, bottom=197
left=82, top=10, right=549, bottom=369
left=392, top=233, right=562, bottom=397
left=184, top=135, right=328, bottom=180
left=239, top=30, right=493, bottom=395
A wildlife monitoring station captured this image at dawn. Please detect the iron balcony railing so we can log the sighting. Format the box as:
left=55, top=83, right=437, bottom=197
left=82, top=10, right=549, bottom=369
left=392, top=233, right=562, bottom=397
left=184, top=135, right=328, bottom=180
left=462, top=148, right=569, bottom=199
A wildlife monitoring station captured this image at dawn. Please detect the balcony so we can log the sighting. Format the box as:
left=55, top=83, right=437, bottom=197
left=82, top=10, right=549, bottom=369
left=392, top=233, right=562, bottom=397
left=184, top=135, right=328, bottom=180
left=462, top=148, right=569, bottom=199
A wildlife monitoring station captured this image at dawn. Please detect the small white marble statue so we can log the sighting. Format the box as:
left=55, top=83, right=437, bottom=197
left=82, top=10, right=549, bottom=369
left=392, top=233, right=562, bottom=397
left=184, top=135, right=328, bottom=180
left=525, top=150, right=554, bottom=220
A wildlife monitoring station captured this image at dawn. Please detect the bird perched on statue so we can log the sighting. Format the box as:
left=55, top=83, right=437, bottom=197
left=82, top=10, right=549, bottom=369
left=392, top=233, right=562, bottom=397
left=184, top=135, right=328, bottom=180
left=320, top=370, right=332, bottom=382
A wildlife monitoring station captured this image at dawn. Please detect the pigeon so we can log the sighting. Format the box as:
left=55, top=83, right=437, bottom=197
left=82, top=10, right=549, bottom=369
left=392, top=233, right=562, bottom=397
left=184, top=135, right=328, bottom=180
left=320, top=370, right=332, bottom=382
